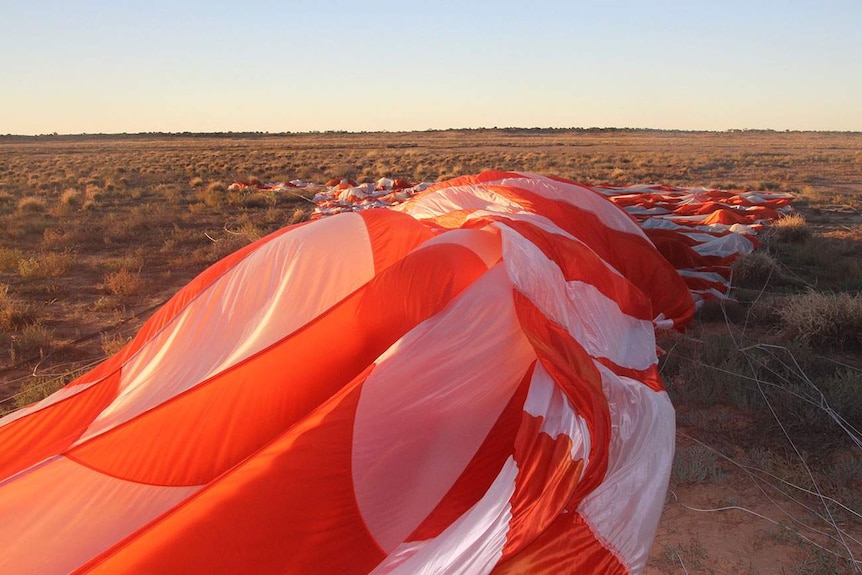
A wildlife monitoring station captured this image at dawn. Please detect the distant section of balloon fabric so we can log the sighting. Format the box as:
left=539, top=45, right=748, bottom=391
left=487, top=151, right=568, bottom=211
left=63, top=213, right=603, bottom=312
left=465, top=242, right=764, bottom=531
left=593, top=184, right=793, bottom=307
left=236, top=175, right=793, bottom=307
left=2, top=171, right=759, bottom=574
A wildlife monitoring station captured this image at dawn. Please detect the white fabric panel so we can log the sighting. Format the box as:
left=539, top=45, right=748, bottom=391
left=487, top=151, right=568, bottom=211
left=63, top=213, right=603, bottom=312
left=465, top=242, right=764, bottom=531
left=624, top=206, right=671, bottom=215
left=728, top=223, right=757, bottom=235
left=691, top=287, right=732, bottom=300
left=650, top=213, right=711, bottom=223
left=370, top=457, right=519, bottom=575
left=0, top=456, right=199, bottom=575
left=740, top=191, right=794, bottom=203
left=418, top=228, right=502, bottom=268
left=679, top=231, right=728, bottom=244
left=500, top=227, right=657, bottom=371
left=74, top=212, right=376, bottom=444
left=353, top=265, right=534, bottom=553
left=578, top=364, right=675, bottom=574
left=488, top=173, right=650, bottom=240
left=641, top=217, right=756, bottom=236
left=525, top=362, right=591, bottom=465
left=676, top=269, right=730, bottom=284
left=691, top=233, right=754, bottom=258
left=395, top=185, right=525, bottom=220
left=474, top=210, right=582, bottom=243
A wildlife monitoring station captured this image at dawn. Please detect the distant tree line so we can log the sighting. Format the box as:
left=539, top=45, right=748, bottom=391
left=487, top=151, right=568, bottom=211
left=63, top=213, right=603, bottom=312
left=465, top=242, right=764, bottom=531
left=1, top=127, right=858, bottom=142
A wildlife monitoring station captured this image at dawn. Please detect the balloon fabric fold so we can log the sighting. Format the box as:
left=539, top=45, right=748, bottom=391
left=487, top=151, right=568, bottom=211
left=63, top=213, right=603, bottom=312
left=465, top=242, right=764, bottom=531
left=0, top=172, right=694, bottom=574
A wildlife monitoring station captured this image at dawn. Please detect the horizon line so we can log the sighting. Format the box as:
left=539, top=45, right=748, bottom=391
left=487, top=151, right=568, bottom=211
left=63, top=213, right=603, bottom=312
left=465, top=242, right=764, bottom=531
left=3, top=127, right=862, bottom=139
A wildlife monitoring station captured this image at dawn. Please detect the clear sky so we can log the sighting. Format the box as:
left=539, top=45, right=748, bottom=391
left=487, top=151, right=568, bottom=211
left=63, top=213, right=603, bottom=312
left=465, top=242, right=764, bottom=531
left=2, top=1, right=860, bottom=134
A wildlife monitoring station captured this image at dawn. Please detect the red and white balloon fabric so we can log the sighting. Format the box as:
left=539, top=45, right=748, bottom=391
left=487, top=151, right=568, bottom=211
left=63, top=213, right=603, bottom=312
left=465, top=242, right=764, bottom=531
left=3, top=172, right=707, bottom=574
left=594, top=183, right=793, bottom=305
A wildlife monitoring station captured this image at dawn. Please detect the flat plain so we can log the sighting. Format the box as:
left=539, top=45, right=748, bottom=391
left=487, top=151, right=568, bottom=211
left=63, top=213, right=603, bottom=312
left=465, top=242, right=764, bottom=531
left=1, top=129, right=860, bottom=573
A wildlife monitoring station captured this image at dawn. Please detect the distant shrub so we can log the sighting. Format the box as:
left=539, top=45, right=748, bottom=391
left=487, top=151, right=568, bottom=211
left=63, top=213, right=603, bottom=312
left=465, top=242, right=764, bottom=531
left=59, top=188, right=82, bottom=208
left=0, top=283, right=34, bottom=330
left=103, top=268, right=143, bottom=296
left=0, top=190, right=15, bottom=207
left=14, top=322, right=53, bottom=355
left=0, top=247, right=23, bottom=271
left=17, top=196, right=46, bottom=213
left=199, top=181, right=227, bottom=208
left=18, top=250, right=76, bottom=278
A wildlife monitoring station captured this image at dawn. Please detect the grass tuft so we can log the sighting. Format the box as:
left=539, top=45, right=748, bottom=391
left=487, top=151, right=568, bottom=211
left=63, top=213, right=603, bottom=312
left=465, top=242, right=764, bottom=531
left=775, top=291, right=862, bottom=349
left=103, top=268, right=144, bottom=297
left=672, top=445, right=726, bottom=484
left=731, top=251, right=782, bottom=288
left=0, top=283, right=35, bottom=330
left=17, top=196, right=46, bottom=213
left=770, top=213, right=811, bottom=243
left=17, top=250, right=76, bottom=278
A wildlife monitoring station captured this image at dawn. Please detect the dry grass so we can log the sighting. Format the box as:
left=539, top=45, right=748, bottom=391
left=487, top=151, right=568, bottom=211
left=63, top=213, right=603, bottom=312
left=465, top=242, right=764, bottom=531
left=774, top=291, right=862, bottom=349
left=731, top=251, right=782, bottom=288
left=0, top=129, right=860, bottom=573
left=0, top=283, right=34, bottom=331
left=17, top=250, right=76, bottom=278
left=770, top=213, right=811, bottom=243
left=102, top=268, right=144, bottom=296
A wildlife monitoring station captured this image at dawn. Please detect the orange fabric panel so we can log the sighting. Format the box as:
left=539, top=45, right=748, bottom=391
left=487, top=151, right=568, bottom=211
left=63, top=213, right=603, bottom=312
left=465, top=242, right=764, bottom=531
left=0, top=371, right=120, bottom=481
left=358, top=208, right=435, bottom=274
left=487, top=184, right=694, bottom=328
left=419, top=171, right=525, bottom=195
left=407, top=364, right=534, bottom=542
left=427, top=209, right=476, bottom=229
left=513, top=291, right=610, bottom=505
left=491, top=512, right=627, bottom=575
left=77, top=370, right=386, bottom=575
left=68, top=243, right=489, bottom=486
left=703, top=208, right=753, bottom=225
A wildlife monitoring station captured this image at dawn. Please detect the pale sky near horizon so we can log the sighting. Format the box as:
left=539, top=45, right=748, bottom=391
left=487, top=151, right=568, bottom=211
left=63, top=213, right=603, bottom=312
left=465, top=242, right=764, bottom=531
left=2, top=1, right=860, bottom=134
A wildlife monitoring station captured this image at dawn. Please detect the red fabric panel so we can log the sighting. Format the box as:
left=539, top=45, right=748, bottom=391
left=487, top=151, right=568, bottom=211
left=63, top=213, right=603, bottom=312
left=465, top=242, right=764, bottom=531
left=76, top=370, right=386, bottom=575
left=359, top=208, right=435, bottom=274
left=501, top=412, right=584, bottom=559
left=513, top=292, right=610, bottom=507
left=407, top=364, right=535, bottom=541
left=643, top=229, right=702, bottom=269
left=487, top=184, right=694, bottom=328
left=67, top=243, right=489, bottom=486
left=0, top=371, right=120, bottom=481
left=495, top=218, right=654, bottom=321
left=491, top=512, right=627, bottom=575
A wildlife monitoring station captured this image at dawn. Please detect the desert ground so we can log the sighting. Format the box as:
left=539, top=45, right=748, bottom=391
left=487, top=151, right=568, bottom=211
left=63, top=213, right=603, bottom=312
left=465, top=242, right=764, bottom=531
left=1, top=129, right=860, bottom=573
